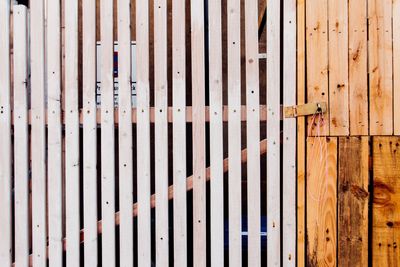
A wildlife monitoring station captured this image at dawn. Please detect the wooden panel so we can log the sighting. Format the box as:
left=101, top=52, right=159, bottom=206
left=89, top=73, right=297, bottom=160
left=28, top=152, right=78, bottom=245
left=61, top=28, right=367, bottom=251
left=349, top=0, right=368, bottom=135
left=65, top=0, right=81, bottom=265
left=13, top=5, right=29, bottom=267
left=117, top=0, right=133, bottom=265
left=47, top=0, right=63, bottom=264
left=83, top=0, right=98, bottom=265
left=368, top=0, right=393, bottom=135
left=306, top=137, right=337, bottom=267
left=373, top=137, right=400, bottom=266
left=266, top=0, right=281, bottom=265
left=395, top=0, right=400, bottom=134
left=328, top=0, right=349, bottom=135
left=136, top=0, right=152, bottom=264
left=172, top=0, right=187, bottom=264
left=306, top=0, right=329, bottom=136
left=208, top=0, right=224, bottom=265
left=30, top=1, right=47, bottom=265
left=338, top=137, right=369, bottom=267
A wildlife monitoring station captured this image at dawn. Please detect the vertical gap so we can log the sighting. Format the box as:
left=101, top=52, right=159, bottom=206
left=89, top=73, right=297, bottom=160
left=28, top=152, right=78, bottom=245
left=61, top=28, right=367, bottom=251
left=368, top=137, right=373, bottom=267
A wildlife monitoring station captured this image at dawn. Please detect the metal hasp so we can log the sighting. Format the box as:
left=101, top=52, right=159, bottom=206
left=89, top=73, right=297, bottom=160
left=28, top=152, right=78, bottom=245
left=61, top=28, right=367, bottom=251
left=283, top=102, right=327, bottom=118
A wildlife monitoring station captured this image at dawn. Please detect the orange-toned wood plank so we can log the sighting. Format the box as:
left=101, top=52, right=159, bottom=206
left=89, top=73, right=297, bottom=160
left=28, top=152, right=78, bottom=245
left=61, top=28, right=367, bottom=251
left=394, top=0, right=400, bottom=134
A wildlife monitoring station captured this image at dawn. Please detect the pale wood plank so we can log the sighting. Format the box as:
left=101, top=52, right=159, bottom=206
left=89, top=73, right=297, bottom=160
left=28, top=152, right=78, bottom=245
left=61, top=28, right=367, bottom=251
left=394, top=0, right=400, bottom=134
left=349, top=0, right=368, bottom=135
left=13, top=5, right=29, bottom=267
left=47, top=0, right=63, bottom=265
left=136, top=0, right=152, bottom=264
left=338, top=137, right=369, bottom=267
left=191, top=0, right=207, bottom=265
left=65, top=0, right=80, bottom=265
left=368, top=0, right=393, bottom=135
left=208, top=0, right=224, bottom=265
left=328, top=0, right=349, bottom=135
left=283, top=0, right=296, bottom=264
left=30, top=1, right=47, bottom=265
left=306, top=0, right=329, bottom=136
left=372, top=137, right=400, bottom=266
left=117, top=0, right=133, bottom=265
left=267, top=0, right=281, bottom=264
left=306, top=137, right=337, bottom=266
left=83, top=0, right=98, bottom=265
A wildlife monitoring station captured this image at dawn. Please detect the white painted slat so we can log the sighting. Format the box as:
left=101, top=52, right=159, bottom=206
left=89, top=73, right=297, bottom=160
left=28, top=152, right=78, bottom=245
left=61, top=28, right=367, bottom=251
left=47, top=0, right=63, bottom=265
left=227, top=0, right=242, bottom=264
left=208, top=0, right=224, bottom=265
left=283, top=0, right=297, bottom=265
left=100, top=0, right=116, bottom=265
left=30, top=1, right=47, bottom=265
left=191, top=0, right=207, bottom=265
left=117, top=0, right=134, bottom=265
left=266, top=0, right=281, bottom=265
left=13, top=5, right=29, bottom=267
left=136, top=0, right=152, bottom=265
left=83, top=0, right=98, bottom=265
left=172, top=0, right=187, bottom=264
left=245, top=0, right=261, bottom=266
left=154, top=0, right=169, bottom=265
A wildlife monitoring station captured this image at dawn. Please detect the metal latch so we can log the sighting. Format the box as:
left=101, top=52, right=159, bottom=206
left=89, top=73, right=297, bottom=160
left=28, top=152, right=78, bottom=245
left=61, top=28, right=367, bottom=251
left=283, top=102, right=327, bottom=118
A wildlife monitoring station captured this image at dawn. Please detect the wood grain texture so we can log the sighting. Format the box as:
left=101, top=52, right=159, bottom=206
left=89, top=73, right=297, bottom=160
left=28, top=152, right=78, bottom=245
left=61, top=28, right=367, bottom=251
left=338, top=137, right=369, bottom=267
left=349, top=0, right=368, bottom=135
left=394, top=0, right=400, bottom=134
left=368, top=0, right=393, bottom=135
left=306, top=137, right=337, bottom=267
left=373, top=137, right=400, bottom=266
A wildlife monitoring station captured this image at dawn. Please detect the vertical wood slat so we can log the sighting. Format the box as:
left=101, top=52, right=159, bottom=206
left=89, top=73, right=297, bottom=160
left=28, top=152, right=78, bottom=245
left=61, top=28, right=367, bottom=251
left=349, top=0, right=368, bottom=135
left=136, top=0, right=152, bottom=264
left=47, top=0, right=63, bottom=264
left=118, top=0, right=133, bottom=265
left=191, top=0, right=207, bottom=265
left=372, top=137, right=400, bottom=266
left=306, top=0, right=329, bottom=136
left=65, top=0, right=80, bottom=265
left=172, top=0, right=187, bottom=264
left=328, top=0, right=349, bottom=135
left=283, top=0, right=296, bottom=264
left=227, top=0, right=242, bottom=264
left=208, top=0, right=224, bottom=265
left=100, top=0, right=116, bottom=265
left=338, top=137, right=369, bottom=267
left=83, top=0, right=98, bottom=265
left=368, top=0, right=393, bottom=135
left=30, top=1, right=47, bottom=265
left=394, top=0, right=400, bottom=134
left=266, top=0, right=281, bottom=265
left=13, top=5, right=29, bottom=267
left=154, top=0, right=169, bottom=264
left=306, top=137, right=337, bottom=267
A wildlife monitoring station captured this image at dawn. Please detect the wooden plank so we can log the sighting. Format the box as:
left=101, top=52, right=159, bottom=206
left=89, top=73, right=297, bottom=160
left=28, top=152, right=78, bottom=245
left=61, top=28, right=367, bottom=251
left=266, top=0, right=281, bottom=265
left=306, top=137, right=337, bottom=267
left=283, top=0, right=296, bottom=264
left=368, top=0, right=393, bottom=135
left=83, top=0, right=98, bottom=265
left=47, top=0, right=63, bottom=265
left=394, top=0, right=400, bottom=134
left=13, top=5, right=29, bottom=267
left=208, top=0, right=224, bottom=265
left=349, top=0, right=368, bottom=135
left=136, top=0, right=152, bottom=264
left=191, top=0, right=207, bottom=265
left=154, top=0, right=169, bottom=264
left=328, top=0, right=349, bottom=135
left=100, top=0, right=116, bottom=265
left=306, top=0, right=329, bottom=136
left=338, top=137, right=369, bottom=267
left=117, top=0, right=133, bottom=265
left=372, top=137, right=400, bottom=266
left=30, top=1, right=47, bottom=265
left=65, top=0, right=80, bottom=265
left=172, top=0, right=188, bottom=264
